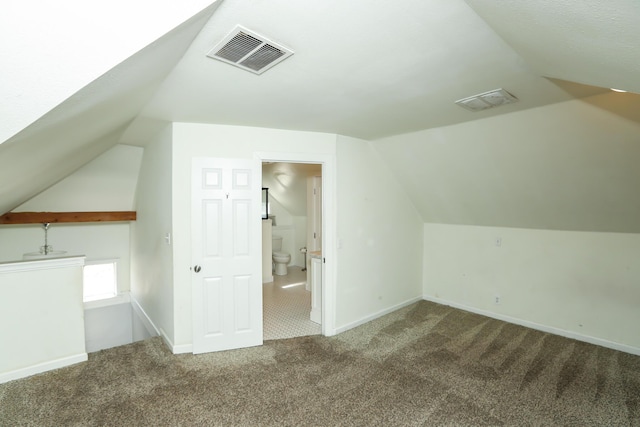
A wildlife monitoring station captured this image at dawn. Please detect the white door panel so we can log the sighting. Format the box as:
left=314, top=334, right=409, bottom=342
left=192, top=158, right=262, bottom=354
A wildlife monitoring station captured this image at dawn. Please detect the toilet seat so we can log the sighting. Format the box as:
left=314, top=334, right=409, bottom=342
left=273, top=251, right=289, bottom=259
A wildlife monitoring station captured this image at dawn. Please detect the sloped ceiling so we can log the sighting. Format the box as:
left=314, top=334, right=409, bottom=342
left=2, top=0, right=639, bottom=233
left=14, top=145, right=143, bottom=213
left=262, top=163, right=321, bottom=217
left=373, top=93, right=640, bottom=233
left=0, top=1, right=222, bottom=215
left=464, top=0, right=640, bottom=94
left=0, top=1, right=218, bottom=144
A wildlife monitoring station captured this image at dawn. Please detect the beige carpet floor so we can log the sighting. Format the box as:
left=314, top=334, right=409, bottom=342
left=1, top=300, right=639, bottom=426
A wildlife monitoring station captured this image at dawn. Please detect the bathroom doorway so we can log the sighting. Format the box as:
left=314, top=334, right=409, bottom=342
left=261, top=161, right=323, bottom=340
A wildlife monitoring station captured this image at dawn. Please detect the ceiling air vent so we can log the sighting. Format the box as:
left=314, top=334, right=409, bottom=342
left=206, top=26, right=294, bottom=75
left=455, top=88, right=518, bottom=112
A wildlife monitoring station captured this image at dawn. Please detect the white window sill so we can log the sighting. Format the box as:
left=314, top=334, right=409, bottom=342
left=84, top=292, right=130, bottom=310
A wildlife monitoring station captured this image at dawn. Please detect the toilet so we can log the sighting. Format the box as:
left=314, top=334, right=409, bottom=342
left=272, top=236, right=291, bottom=276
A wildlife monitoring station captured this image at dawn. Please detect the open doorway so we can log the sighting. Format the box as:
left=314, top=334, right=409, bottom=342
left=261, top=161, right=322, bottom=340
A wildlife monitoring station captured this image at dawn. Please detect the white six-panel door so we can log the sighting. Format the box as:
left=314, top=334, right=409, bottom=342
left=191, top=158, right=262, bottom=354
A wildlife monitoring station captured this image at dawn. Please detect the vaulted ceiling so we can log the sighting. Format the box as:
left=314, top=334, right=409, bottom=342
left=1, top=0, right=639, bottom=231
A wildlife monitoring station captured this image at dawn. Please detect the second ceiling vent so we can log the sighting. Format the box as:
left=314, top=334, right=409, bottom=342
left=206, top=26, right=294, bottom=75
left=455, top=88, right=518, bottom=112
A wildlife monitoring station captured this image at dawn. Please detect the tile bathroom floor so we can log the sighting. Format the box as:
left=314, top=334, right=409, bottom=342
left=263, top=266, right=322, bottom=341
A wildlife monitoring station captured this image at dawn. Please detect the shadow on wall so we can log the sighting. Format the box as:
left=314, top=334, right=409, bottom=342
left=85, top=301, right=155, bottom=353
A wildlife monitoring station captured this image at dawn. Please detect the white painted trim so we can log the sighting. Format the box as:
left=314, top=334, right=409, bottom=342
left=171, top=343, right=194, bottom=354
left=130, top=297, right=193, bottom=354
left=262, top=275, right=274, bottom=284
left=0, top=256, right=85, bottom=274
left=84, top=257, right=120, bottom=266
left=334, top=296, right=423, bottom=335
left=0, top=353, right=87, bottom=385
left=159, top=327, right=193, bottom=354
left=84, top=292, right=131, bottom=310
left=422, top=295, right=640, bottom=357
left=130, top=296, right=160, bottom=336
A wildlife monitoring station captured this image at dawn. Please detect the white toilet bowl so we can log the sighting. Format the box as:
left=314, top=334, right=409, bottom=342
left=273, top=251, right=291, bottom=276
left=272, top=235, right=290, bottom=276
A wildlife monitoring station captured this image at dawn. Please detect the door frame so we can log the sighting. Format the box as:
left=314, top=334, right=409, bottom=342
left=255, top=151, right=336, bottom=336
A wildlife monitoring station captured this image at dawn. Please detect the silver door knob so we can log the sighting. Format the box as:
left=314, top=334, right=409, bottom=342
left=193, top=265, right=202, bottom=273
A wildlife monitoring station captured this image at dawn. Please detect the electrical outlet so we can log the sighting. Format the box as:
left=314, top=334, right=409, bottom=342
left=494, top=294, right=501, bottom=305
left=495, top=237, right=502, bottom=247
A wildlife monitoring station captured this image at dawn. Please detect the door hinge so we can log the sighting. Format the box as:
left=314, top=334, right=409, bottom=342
left=323, top=257, right=326, bottom=263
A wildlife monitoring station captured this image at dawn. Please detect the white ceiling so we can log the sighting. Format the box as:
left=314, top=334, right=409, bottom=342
left=1, top=0, right=639, bottom=231
left=133, top=0, right=610, bottom=141
left=465, top=0, right=640, bottom=94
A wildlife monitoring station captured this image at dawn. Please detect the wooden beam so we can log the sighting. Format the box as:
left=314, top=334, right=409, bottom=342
left=0, top=211, right=136, bottom=224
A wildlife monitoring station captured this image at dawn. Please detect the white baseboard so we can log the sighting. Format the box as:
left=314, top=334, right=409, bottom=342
left=158, top=327, right=192, bottom=354
left=129, top=296, right=194, bottom=353
left=171, top=343, right=193, bottom=354
left=130, top=296, right=160, bottom=337
left=310, top=307, right=321, bottom=324
left=0, top=353, right=87, bottom=385
left=129, top=297, right=192, bottom=354
left=334, top=296, right=423, bottom=335
left=422, top=295, right=640, bottom=357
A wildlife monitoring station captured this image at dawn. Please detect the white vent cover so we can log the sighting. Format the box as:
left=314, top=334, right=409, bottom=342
left=206, top=26, right=294, bottom=75
left=455, top=88, right=518, bottom=112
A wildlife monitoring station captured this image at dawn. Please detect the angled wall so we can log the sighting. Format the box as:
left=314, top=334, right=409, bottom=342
left=372, top=93, right=640, bottom=233
left=335, top=135, right=423, bottom=331
left=130, top=125, right=174, bottom=343
left=423, top=224, right=640, bottom=354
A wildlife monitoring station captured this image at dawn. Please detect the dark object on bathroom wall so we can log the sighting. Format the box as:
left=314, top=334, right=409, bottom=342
left=262, top=188, right=269, bottom=220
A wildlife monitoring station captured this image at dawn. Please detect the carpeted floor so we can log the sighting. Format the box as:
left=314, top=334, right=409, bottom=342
left=1, top=300, right=639, bottom=426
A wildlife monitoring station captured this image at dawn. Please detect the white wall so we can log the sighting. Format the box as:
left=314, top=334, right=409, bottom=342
left=423, top=223, right=640, bottom=354
left=85, top=302, right=133, bottom=353
left=292, top=215, right=307, bottom=267
left=0, top=144, right=142, bottom=290
left=130, top=125, right=174, bottom=343
left=335, top=135, right=423, bottom=330
left=171, top=123, right=336, bottom=347
left=0, top=223, right=131, bottom=293
left=0, top=257, right=87, bottom=383
left=268, top=196, right=293, bottom=226
left=261, top=219, right=273, bottom=283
